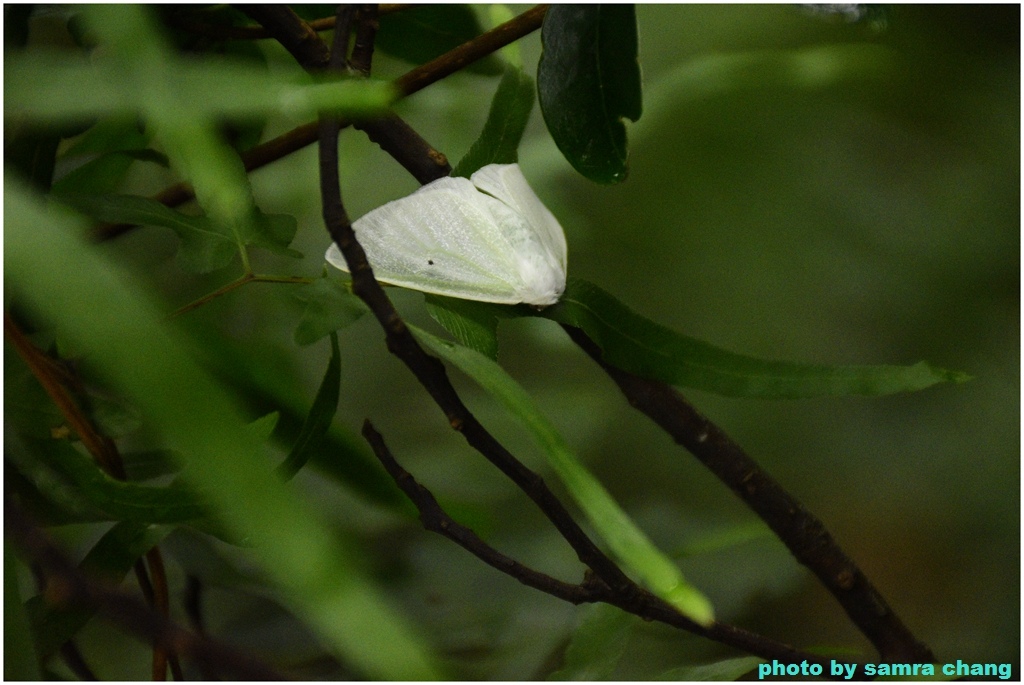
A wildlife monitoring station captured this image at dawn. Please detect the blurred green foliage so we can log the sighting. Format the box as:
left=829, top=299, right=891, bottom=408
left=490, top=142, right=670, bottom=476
left=4, top=4, right=1017, bottom=680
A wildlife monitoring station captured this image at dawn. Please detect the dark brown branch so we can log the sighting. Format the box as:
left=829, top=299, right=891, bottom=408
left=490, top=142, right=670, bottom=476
left=6, top=501, right=284, bottom=681
left=239, top=5, right=331, bottom=68
left=361, top=420, right=848, bottom=672
left=91, top=4, right=547, bottom=240
left=562, top=325, right=935, bottom=663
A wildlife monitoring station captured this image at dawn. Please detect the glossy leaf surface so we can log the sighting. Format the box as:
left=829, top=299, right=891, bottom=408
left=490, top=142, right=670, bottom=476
left=538, top=5, right=642, bottom=183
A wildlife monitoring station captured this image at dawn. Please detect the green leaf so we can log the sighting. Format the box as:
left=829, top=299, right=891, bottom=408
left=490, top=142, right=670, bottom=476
left=6, top=179, right=442, bottom=679
left=538, top=5, right=642, bottom=184
left=293, top=274, right=369, bottom=346
left=419, top=277, right=967, bottom=398
left=412, top=325, right=714, bottom=625
left=542, top=279, right=970, bottom=398
left=278, top=333, right=341, bottom=480
left=376, top=5, right=501, bottom=75
left=452, top=65, right=536, bottom=178
left=655, top=656, right=764, bottom=681
left=26, top=521, right=173, bottom=658
left=424, top=294, right=510, bottom=359
left=25, top=437, right=209, bottom=524
left=548, top=604, right=634, bottom=680
left=57, top=193, right=237, bottom=273
left=51, top=152, right=139, bottom=196
left=239, top=211, right=302, bottom=259
left=5, top=544, right=42, bottom=680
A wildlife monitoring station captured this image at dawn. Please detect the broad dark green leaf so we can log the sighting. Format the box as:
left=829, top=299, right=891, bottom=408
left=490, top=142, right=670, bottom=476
left=655, top=656, right=764, bottom=681
left=548, top=604, right=634, bottom=680
left=376, top=5, right=501, bottom=75
left=58, top=193, right=237, bottom=272
left=278, top=333, right=341, bottom=480
left=452, top=65, right=536, bottom=179
left=543, top=278, right=970, bottom=398
left=293, top=274, right=369, bottom=345
left=412, top=324, right=714, bottom=625
left=27, top=521, right=173, bottom=658
left=6, top=178, right=440, bottom=679
left=538, top=5, right=642, bottom=184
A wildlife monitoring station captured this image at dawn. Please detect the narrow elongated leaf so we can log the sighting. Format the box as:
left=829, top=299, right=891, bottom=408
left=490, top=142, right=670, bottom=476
left=412, top=325, right=714, bottom=625
left=543, top=279, right=970, bottom=398
left=538, top=5, right=642, bottom=184
left=6, top=180, right=441, bottom=679
left=423, top=278, right=967, bottom=398
left=278, top=333, right=341, bottom=480
left=452, top=65, right=536, bottom=179
left=26, top=522, right=173, bottom=658
left=548, top=604, right=634, bottom=681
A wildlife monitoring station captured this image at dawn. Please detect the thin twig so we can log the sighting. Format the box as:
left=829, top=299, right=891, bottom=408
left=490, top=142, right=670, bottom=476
left=91, top=4, right=548, bottom=240
left=562, top=325, right=935, bottom=663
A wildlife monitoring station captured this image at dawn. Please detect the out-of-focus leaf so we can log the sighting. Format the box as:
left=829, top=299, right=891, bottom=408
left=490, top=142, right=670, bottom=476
left=451, top=65, right=535, bottom=179
left=655, top=656, right=764, bottom=681
left=5, top=543, right=41, bottom=680
left=376, top=5, right=501, bottom=75
left=6, top=178, right=441, bottom=679
left=542, top=279, right=970, bottom=398
left=412, top=325, right=715, bottom=625
left=51, top=153, right=139, bottom=196
left=278, top=333, right=341, bottom=480
left=26, top=521, right=173, bottom=658
left=293, top=274, right=368, bottom=346
left=120, top=449, right=182, bottom=482
left=27, top=437, right=209, bottom=524
left=240, top=211, right=302, bottom=259
left=548, top=603, right=634, bottom=680
left=5, top=54, right=396, bottom=124
left=180, top=320, right=402, bottom=508
left=56, top=193, right=237, bottom=273
left=538, top=5, right=642, bottom=184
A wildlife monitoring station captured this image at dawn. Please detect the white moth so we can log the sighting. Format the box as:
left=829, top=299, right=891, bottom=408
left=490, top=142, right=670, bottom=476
left=325, top=163, right=567, bottom=306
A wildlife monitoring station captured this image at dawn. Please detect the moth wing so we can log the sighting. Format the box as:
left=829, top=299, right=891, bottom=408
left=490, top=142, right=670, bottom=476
left=325, top=176, right=529, bottom=304
left=469, top=164, right=568, bottom=273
